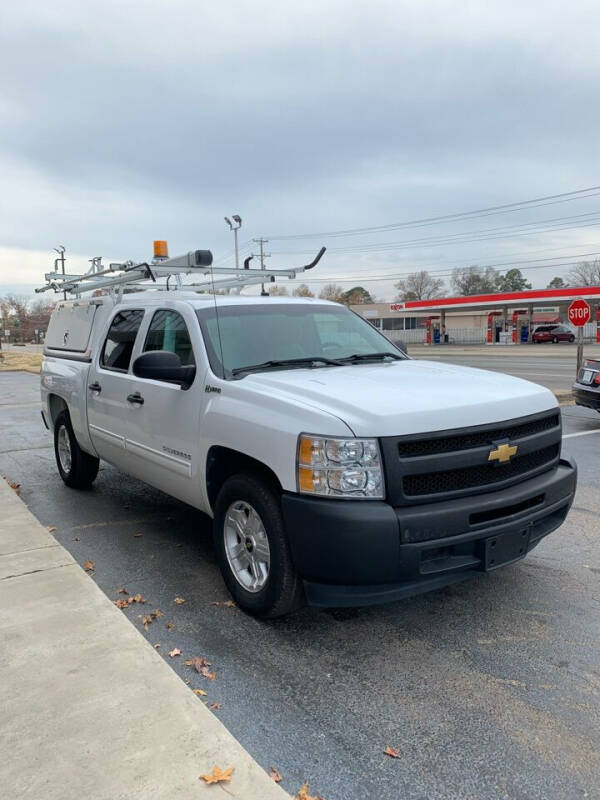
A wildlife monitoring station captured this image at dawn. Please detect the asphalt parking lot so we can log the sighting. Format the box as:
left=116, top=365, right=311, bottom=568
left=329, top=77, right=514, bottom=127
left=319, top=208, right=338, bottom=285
left=1, top=370, right=599, bottom=800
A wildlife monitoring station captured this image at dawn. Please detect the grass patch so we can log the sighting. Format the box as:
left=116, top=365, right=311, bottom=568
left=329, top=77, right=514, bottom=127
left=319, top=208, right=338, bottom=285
left=0, top=351, right=43, bottom=373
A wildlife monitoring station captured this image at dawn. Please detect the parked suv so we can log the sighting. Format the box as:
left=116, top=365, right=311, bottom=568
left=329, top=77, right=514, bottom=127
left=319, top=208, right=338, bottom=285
left=41, top=292, right=577, bottom=617
left=532, top=324, right=575, bottom=344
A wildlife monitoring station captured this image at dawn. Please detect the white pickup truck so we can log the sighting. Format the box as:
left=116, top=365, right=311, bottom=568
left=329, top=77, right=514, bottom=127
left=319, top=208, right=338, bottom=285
left=41, top=287, right=577, bottom=617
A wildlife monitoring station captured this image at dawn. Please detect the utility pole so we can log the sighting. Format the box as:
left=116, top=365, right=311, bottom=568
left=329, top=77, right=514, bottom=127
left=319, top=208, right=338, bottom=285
left=252, top=238, right=271, bottom=296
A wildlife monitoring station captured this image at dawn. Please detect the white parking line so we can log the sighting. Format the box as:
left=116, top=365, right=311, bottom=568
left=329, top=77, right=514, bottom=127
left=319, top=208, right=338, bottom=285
left=563, top=429, right=600, bottom=439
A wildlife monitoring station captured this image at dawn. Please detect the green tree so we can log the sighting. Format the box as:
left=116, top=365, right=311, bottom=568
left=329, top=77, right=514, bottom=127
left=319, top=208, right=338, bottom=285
left=495, top=269, right=532, bottom=292
left=547, top=276, right=566, bottom=289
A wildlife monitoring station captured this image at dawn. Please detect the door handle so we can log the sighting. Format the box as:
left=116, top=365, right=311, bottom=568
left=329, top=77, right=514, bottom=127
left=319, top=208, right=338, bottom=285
left=127, top=392, right=144, bottom=405
left=88, top=382, right=102, bottom=392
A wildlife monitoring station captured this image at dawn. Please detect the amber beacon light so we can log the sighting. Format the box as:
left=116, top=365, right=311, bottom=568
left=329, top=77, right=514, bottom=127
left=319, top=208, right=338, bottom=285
left=153, top=240, right=169, bottom=259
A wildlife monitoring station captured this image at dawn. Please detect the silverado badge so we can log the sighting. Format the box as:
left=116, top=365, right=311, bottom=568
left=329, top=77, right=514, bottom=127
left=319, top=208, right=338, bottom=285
left=488, top=441, right=518, bottom=464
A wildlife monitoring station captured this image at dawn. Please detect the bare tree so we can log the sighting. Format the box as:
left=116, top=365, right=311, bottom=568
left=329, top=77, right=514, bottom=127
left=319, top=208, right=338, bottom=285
left=450, top=266, right=499, bottom=296
left=268, top=285, right=289, bottom=296
left=292, top=283, right=314, bottom=297
left=318, top=283, right=345, bottom=303
left=568, top=259, right=600, bottom=286
left=395, top=270, right=445, bottom=301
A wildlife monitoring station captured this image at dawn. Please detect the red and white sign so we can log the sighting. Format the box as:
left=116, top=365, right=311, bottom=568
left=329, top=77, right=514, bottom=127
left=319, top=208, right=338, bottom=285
left=389, top=303, right=404, bottom=312
left=567, top=299, right=591, bottom=327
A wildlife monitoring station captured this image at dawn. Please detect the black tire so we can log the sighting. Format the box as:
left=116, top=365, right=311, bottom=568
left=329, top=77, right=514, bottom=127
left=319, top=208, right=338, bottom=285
left=213, top=472, right=305, bottom=618
left=569, top=335, right=575, bottom=343
left=552, top=336, right=559, bottom=343
left=54, top=410, right=99, bottom=489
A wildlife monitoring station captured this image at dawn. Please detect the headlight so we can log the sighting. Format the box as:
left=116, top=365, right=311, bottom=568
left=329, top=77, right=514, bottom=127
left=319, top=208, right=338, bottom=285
left=296, top=434, right=384, bottom=498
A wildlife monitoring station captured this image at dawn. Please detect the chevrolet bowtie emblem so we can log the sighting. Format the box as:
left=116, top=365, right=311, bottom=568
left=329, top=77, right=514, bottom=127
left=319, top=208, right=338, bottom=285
left=488, top=442, right=518, bottom=464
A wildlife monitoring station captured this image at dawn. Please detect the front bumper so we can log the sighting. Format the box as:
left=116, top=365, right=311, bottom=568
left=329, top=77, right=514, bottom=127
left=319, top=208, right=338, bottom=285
left=281, top=458, right=577, bottom=607
left=573, top=382, right=600, bottom=410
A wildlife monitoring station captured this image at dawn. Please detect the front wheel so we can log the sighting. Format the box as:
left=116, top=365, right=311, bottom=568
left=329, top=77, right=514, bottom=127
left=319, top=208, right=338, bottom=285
left=569, top=335, right=575, bottom=343
left=213, top=473, right=305, bottom=618
left=552, top=336, right=559, bottom=343
left=54, top=410, right=99, bottom=488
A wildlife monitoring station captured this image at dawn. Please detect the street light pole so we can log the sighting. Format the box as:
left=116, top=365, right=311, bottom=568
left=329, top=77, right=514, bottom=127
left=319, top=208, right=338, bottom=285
left=224, top=215, right=242, bottom=269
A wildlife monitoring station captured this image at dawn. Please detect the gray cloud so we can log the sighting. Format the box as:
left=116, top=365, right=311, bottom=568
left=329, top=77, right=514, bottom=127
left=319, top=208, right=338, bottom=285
left=1, top=0, right=599, bottom=295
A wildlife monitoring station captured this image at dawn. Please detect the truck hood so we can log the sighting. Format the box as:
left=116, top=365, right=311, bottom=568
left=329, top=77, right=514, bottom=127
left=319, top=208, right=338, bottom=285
left=240, top=360, right=558, bottom=437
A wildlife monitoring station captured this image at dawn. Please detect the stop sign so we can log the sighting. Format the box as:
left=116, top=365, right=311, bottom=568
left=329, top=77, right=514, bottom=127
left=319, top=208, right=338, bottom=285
left=568, top=299, right=591, bottom=327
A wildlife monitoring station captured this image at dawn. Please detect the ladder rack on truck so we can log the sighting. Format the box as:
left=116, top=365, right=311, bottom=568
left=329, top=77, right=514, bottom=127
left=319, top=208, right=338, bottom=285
left=35, top=243, right=326, bottom=299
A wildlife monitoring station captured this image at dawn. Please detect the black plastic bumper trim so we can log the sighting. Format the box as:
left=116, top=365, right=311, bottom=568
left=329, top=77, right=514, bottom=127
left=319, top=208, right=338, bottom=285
left=281, top=458, right=577, bottom=607
left=573, top=384, right=600, bottom=410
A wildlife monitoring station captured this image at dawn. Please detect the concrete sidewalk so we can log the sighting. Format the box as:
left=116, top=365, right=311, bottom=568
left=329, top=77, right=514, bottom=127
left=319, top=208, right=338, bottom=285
left=0, top=478, right=288, bottom=800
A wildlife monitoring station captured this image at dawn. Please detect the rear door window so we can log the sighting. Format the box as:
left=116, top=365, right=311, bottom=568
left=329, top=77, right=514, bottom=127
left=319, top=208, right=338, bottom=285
left=143, top=310, right=195, bottom=366
left=100, top=309, right=145, bottom=372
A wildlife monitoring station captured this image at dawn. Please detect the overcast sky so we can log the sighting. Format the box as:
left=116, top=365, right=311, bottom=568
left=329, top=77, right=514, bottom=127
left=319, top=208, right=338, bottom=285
left=1, top=0, right=600, bottom=299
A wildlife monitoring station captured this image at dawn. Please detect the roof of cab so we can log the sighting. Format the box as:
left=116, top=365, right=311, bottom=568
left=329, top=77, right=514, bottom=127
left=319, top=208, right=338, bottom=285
left=118, top=292, right=338, bottom=309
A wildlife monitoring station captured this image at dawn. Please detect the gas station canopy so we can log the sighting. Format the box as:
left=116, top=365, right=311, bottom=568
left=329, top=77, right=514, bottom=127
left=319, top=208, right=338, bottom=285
left=389, top=286, right=600, bottom=344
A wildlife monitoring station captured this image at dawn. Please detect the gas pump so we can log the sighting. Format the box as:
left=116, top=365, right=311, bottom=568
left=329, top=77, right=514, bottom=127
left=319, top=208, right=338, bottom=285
left=425, top=316, right=440, bottom=345
left=486, top=311, right=503, bottom=344
left=511, top=309, right=527, bottom=344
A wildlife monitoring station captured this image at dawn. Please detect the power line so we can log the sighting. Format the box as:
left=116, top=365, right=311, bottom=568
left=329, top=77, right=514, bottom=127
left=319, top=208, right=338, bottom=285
left=268, top=209, right=600, bottom=257
left=270, top=250, right=600, bottom=284
left=264, top=185, right=600, bottom=240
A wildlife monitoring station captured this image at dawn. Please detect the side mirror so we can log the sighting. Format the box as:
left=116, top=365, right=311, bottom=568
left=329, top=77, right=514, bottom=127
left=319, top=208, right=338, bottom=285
left=132, top=350, right=196, bottom=388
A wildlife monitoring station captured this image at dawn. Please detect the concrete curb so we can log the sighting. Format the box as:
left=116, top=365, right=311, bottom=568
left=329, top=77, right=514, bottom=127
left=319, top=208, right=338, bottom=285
left=0, top=478, right=289, bottom=800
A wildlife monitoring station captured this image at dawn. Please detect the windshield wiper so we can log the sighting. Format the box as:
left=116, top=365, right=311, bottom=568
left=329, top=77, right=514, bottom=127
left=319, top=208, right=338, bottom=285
left=337, top=352, right=403, bottom=363
left=231, top=357, right=343, bottom=376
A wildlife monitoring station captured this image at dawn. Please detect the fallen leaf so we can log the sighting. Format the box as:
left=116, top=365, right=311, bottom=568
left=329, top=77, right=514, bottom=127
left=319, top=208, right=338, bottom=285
left=193, top=688, right=207, bottom=696
left=7, top=480, right=21, bottom=494
left=169, top=648, right=182, bottom=658
left=210, top=600, right=236, bottom=608
left=82, top=560, right=95, bottom=572
left=269, top=767, right=283, bottom=783
left=127, top=593, right=146, bottom=605
left=208, top=702, right=222, bottom=711
left=117, top=588, right=129, bottom=595
left=46, top=526, right=57, bottom=533
left=174, top=596, right=185, bottom=605
left=166, top=621, right=174, bottom=630
left=113, top=599, right=128, bottom=609
left=72, top=536, right=80, bottom=542
left=384, top=746, right=401, bottom=759
left=200, top=766, right=234, bottom=785
left=185, top=656, right=210, bottom=671
left=154, top=643, right=161, bottom=649
left=133, top=532, right=143, bottom=538
left=295, top=784, right=319, bottom=800
left=200, top=666, right=217, bottom=681
left=142, top=610, right=163, bottom=628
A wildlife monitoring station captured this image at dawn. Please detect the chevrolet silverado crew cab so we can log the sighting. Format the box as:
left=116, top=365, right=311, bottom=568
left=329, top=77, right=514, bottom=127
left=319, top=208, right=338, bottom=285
left=40, top=286, right=577, bottom=618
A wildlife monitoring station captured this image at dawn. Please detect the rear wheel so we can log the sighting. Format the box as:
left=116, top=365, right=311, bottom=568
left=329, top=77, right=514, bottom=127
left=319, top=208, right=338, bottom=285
left=213, top=473, right=305, bottom=618
left=54, top=410, right=99, bottom=488
left=569, top=335, right=575, bottom=343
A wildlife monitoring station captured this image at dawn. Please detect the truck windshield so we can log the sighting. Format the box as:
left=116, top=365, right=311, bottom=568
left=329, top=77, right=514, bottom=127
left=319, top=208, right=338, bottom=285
left=196, top=303, right=406, bottom=379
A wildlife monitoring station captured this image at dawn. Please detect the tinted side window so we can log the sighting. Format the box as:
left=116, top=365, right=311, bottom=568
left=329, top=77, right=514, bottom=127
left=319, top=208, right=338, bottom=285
left=101, top=309, right=144, bottom=371
left=143, top=310, right=195, bottom=366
